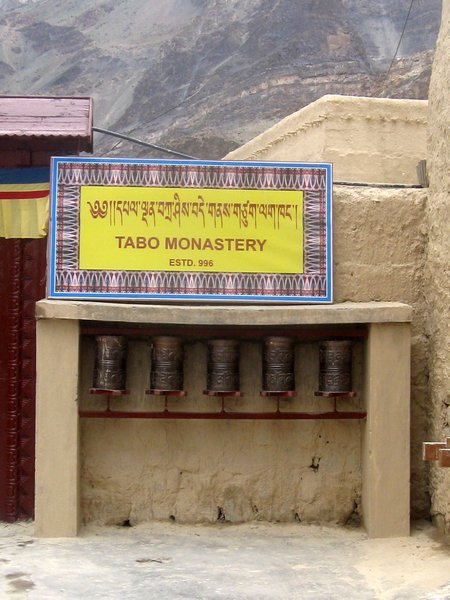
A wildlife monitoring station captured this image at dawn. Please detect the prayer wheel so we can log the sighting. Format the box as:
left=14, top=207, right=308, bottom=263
left=262, top=336, right=295, bottom=392
left=318, top=340, right=353, bottom=393
left=207, top=339, right=240, bottom=392
left=92, top=335, right=128, bottom=391
left=150, top=336, right=184, bottom=391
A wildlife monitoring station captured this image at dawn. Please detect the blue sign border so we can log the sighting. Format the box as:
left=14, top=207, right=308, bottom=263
left=49, top=157, right=333, bottom=303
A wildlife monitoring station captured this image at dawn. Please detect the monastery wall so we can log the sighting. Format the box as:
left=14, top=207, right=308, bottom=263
left=426, top=0, right=450, bottom=535
left=78, top=183, right=428, bottom=526
left=225, top=94, right=431, bottom=519
left=78, top=15, right=450, bottom=526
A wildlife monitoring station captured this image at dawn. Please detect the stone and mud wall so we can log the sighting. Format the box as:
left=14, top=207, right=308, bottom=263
left=80, top=337, right=364, bottom=526
left=78, top=5, right=449, bottom=528
left=79, top=185, right=427, bottom=526
left=426, top=0, right=450, bottom=535
left=333, top=186, right=429, bottom=519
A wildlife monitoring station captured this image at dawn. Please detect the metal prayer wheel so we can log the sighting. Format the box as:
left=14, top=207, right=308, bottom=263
left=318, top=340, right=353, bottom=393
left=207, top=339, right=240, bottom=392
left=150, top=336, right=184, bottom=391
left=263, top=336, right=295, bottom=391
left=92, top=335, right=128, bottom=391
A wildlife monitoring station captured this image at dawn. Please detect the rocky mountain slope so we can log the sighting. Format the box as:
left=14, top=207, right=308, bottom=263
left=0, top=0, right=442, bottom=158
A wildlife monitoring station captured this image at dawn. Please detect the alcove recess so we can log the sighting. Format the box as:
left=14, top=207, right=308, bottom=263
left=80, top=326, right=364, bottom=420
left=35, top=300, right=412, bottom=538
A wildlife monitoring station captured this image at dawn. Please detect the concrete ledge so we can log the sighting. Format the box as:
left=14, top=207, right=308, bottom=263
left=36, top=300, right=412, bottom=326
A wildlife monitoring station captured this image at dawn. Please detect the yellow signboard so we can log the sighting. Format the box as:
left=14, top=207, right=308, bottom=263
left=79, top=186, right=303, bottom=273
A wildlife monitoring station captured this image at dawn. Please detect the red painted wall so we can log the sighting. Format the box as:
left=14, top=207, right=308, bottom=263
left=0, top=97, right=92, bottom=521
left=0, top=147, right=49, bottom=521
left=0, top=237, right=47, bottom=521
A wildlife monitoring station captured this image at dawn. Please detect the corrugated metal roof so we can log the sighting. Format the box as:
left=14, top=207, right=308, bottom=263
left=0, top=96, right=93, bottom=149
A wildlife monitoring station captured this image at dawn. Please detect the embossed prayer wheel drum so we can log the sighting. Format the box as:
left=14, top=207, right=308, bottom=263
left=263, top=336, right=295, bottom=391
left=92, top=335, right=128, bottom=391
left=318, top=340, right=353, bottom=393
left=150, top=336, right=184, bottom=391
left=207, top=339, right=240, bottom=392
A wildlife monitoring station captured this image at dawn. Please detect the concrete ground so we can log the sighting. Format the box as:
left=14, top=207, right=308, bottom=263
left=0, top=521, right=449, bottom=599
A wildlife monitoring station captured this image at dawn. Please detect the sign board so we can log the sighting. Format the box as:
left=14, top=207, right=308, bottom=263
left=49, top=157, right=332, bottom=302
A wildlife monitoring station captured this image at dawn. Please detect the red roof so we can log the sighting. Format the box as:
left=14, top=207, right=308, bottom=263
left=0, top=96, right=93, bottom=152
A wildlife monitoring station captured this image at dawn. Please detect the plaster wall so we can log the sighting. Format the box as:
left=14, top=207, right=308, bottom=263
left=426, top=0, right=450, bottom=535
left=333, top=186, right=428, bottom=518
left=80, top=339, right=364, bottom=526
left=78, top=187, right=426, bottom=526
left=224, top=94, right=432, bottom=518
left=56, top=92, right=432, bottom=529
left=225, top=95, right=427, bottom=185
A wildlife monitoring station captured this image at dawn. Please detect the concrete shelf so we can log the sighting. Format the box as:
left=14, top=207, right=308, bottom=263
left=36, top=299, right=412, bottom=327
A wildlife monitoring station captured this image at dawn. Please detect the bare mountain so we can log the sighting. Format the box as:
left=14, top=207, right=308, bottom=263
left=0, top=0, right=442, bottom=158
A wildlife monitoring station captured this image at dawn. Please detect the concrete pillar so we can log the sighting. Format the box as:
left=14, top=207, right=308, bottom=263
left=35, top=318, right=80, bottom=537
left=362, top=322, right=411, bottom=537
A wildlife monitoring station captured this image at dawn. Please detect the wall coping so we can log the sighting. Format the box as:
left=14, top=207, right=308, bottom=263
left=224, top=94, right=428, bottom=162
left=36, top=300, right=412, bottom=326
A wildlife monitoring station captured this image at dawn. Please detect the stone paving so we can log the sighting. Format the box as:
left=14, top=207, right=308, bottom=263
left=0, top=521, right=449, bottom=599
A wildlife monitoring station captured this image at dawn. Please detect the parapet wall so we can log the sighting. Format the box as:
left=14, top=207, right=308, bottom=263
left=225, top=95, right=428, bottom=185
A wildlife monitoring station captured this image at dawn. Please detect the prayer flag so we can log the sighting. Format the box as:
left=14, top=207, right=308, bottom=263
left=0, top=167, right=50, bottom=238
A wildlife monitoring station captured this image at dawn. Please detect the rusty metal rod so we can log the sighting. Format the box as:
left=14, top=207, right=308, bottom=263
left=79, top=410, right=366, bottom=420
